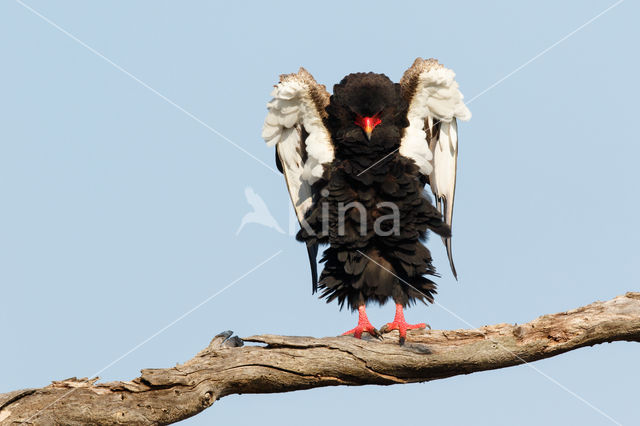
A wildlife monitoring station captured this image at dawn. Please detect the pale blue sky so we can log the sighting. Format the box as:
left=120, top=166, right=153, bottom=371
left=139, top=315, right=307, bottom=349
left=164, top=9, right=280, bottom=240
left=1, top=1, right=639, bottom=425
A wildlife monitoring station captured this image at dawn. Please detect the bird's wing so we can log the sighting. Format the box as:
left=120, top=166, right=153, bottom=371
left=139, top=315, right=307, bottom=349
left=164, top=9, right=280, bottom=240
left=262, top=68, right=334, bottom=291
left=398, top=58, right=471, bottom=279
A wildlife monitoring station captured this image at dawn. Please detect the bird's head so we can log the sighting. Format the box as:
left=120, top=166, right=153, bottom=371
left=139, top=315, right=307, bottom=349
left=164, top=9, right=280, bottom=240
left=327, top=73, right=408, bottom=146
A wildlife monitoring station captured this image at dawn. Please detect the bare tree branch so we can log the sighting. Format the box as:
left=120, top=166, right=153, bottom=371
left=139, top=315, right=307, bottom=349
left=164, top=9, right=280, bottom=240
left=2, top=292, right=639, bottom=425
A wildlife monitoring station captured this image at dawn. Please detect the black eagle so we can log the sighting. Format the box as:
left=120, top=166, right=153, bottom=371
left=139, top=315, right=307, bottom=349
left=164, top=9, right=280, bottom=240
left=262, top=58, right=471, bottom=344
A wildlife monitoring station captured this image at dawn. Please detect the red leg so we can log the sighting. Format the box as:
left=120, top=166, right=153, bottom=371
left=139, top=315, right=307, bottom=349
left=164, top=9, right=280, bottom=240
left=380, top=304, right=427, bottom=344
left=342, top=305, right=381, bottom=339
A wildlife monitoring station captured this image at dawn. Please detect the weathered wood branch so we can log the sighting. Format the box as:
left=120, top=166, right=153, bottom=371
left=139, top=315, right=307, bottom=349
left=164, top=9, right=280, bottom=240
left=2, top=292, right=639, bottom=425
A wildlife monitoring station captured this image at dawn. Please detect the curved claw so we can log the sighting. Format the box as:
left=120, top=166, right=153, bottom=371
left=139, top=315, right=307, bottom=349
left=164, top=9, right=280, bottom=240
left=370, top=327, right=383, bottom=340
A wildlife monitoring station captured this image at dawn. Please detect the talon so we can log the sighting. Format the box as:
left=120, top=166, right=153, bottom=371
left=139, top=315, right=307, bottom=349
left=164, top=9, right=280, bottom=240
left=341, top=305, right=379, bottom=339
left=371, top=327, right=383, bottom=340
left=381, top=304, right=428, bottom=344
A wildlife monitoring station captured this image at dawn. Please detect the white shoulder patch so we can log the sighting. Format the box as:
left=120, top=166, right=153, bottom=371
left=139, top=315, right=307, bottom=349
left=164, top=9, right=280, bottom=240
left=399, top=60, right=470, bottom=175
left=262, top=72, right=334, bottom=185
left=261, top=69, right=333, bottom=224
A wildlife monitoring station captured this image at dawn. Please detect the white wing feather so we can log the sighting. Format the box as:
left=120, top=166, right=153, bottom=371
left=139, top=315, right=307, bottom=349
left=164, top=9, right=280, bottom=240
left=262, top=69, right=333, bottom=293
left=399, top=58, right=471, bottom=279
left=261, top=69, right=333, bottom=224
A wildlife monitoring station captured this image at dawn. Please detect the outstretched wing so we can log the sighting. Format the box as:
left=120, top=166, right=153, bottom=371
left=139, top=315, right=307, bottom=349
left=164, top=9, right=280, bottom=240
left=261, top=68, right=334, bottom=291
left=399, top=58, right=471, bottom=279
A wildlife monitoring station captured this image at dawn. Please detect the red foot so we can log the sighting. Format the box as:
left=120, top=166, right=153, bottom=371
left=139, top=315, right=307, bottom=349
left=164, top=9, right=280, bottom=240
left=342, top=305, right=381, bottom=339
left=380, top=304, right=428, bottom=344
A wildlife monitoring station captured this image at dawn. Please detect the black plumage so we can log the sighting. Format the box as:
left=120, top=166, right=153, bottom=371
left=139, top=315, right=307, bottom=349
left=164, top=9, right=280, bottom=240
left=296, top=73, right=450, bottom=311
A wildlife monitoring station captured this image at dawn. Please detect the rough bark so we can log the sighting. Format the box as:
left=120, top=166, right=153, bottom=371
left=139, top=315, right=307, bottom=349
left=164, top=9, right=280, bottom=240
left=2, top=292, right=639, bottom=425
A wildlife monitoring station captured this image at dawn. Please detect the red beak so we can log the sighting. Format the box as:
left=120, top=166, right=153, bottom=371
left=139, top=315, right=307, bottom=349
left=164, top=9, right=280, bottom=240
left=355, top=113, right=382, bottom=141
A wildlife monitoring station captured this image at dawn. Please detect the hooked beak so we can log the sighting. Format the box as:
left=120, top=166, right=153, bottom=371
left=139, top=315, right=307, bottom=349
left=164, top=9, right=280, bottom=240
left=363, top=121, right=374, bottom=141
left=355, top=113, right=382, bottom=141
